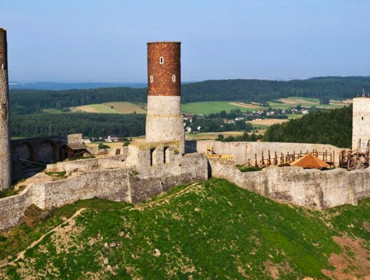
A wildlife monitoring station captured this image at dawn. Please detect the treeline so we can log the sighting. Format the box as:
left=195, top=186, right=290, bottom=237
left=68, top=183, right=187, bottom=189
left=10, top=76, right=370, bottom=115
left=10, top=113, right=146, bottom=138
left=263, top=106, right=352, bottom=148
left=10, top=87, right=146, bottom=115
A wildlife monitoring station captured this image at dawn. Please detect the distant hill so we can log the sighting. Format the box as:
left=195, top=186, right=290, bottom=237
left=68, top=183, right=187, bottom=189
left=9, top=76, right=370, bottom=115
left=263, top=106, right=352, bottom=148
left=9, top=82, right=147, bottom=90
left=0, top=179, right=368, bottom=279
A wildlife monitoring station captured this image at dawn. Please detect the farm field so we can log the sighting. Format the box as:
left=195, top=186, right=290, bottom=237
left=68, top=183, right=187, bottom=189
left=185, top=131, right=244, bottom=141
left=181, top=101, right=258, bottom=115
left=71, top=104, right=117, bottom=113
left=71, top=102, right=146, bottom=114
left=268, top=97, right=351, bottom=110
left=248, top=118, right=290, bottom=126
left=104, top=102, right=146, bottom=114
left=45, top=98, right=351, bottom=116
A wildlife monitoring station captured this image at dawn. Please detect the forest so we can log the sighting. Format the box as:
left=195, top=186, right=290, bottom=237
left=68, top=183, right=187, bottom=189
left=10, top=113, right=146, bottom=138
left=263, top=106, right=352, bottom=148
left=9, top=76, right=370, bottom=115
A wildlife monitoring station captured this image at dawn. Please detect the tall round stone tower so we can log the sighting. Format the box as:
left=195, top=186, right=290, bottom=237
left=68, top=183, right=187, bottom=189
left=146, top=42, right=184, bottom=153
left=0, top=28, right=11, bottom=190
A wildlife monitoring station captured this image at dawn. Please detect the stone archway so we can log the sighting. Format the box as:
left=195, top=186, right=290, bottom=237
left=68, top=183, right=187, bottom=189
left=15, top=142, right=35, bottom=162
left=37, top=141, right=57, bottom=163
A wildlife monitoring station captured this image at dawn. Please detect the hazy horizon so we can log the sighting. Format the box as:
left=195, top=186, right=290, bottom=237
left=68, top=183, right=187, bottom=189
left=2, top=0, right=370, bottom=83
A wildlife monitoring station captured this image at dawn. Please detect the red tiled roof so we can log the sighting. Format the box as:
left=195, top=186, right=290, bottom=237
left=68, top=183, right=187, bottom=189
left=291, top=154, right=329, bottom=169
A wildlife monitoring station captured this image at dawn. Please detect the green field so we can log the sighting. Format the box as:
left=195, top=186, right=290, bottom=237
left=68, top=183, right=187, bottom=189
left=42, top=108, right=64, bottom=114
left=181, top=101, right=255, bottom=114
left=0, top=179, right=368, bottom=279
left=185, top=131, right=244, bottom=141
left=43, top=98, right=350, bottom=117
left=268, top=97, right=349, bottom=110
left=104, top=102, right=146, bottom=114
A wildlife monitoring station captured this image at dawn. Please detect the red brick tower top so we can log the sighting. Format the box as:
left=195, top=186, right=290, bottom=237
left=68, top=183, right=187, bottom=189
left=0, top=29, right=7, bottom=71
left=147, top=42, right=181, bottom=96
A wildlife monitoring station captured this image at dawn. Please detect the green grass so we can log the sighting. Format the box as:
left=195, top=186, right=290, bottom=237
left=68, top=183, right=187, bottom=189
left=181, top=101, right=254, bottom=114
left=236, top=165, right=262, bottom=172
left=0, top=179, right=368, bottom=279
left=42, top=108, right=64, bottom=114
left=104, top=102, right=147, bottom=114
left=0, top=184, right=26, bottom=198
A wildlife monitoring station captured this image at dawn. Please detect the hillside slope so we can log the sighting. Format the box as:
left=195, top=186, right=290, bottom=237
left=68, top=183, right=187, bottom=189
left=0, top=179, right=368, bottom=279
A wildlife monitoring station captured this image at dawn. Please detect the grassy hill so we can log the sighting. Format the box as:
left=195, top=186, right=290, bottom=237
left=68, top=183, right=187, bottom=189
left=0, top=179, right=368, bottom=279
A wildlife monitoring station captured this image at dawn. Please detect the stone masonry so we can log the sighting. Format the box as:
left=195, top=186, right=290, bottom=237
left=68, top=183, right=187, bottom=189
left=146, top=42, right=184, bottom=153
left=0, top=28, right=11, bottom=190
left=352, top=97, right=370, bottom=151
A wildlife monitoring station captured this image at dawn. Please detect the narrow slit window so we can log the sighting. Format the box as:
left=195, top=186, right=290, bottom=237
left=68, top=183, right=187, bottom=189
left=172, top=74, right=176, bottom=83
left=150, top=75, right=154, bottom=83
left=159, top=57, right=164, bottom=64
left=163, top=147, right=169, bottom=163
left=362, top=116, right=364, bottom=120
left=150, top=148, right=155, bottom=166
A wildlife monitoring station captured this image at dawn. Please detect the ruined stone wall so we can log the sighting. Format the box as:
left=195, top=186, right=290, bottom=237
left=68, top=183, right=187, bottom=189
left=46, top=156, right=125, bottom=175
left=209, top=159, right=369, bottom=209
left=129, top=153, right=209, bottom=202
left=352, top=97, right=370, bottom=150
left=0, top=151, right=208, bottom=232
left=197, top=141, right=343, bottom=165
left=0, top=28, right=11, bottom=190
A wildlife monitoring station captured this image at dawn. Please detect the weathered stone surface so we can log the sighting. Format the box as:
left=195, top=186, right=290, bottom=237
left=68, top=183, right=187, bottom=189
left=209, top=159, right=370, bottom=210
left=0, top=151, right=208, bottom=232
left=352, top=97, right=370, bottom=150
left=197, top=140, right=343, bottom=165
left=0, top=69, right=10, bottom=190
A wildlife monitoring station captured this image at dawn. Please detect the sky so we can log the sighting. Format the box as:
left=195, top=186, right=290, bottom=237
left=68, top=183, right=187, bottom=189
left=1, top=0, right=370, bottom=83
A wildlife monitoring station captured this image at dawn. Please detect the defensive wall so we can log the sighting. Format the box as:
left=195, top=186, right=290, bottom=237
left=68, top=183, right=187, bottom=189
left=10, top=136, right=68, bottom=181
left=0, top=151, right=208, bottom=232
left=197, top=140, right=343, bottom=165
left=209, top=159, right=370, bottom=210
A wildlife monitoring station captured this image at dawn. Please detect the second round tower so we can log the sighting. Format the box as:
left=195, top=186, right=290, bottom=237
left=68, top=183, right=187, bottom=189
left=146, top=42, right=184, bottom=152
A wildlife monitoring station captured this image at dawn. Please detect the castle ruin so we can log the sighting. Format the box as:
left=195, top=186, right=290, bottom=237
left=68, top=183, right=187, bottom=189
left=0, top=34, right=369, bottom=232
left=352, top=96, right=370, bottom=151
left=146, top=42, right=184, bottom=153
left=0, top=28, right=11, bottom=191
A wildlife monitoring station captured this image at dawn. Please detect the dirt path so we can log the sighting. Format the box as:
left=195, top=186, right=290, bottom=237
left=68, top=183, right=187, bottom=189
left=0, top=208, right=87, bottom=268
left=132, top=183, right=200, bottom=211
left=0, top=183, right=201, bottom=269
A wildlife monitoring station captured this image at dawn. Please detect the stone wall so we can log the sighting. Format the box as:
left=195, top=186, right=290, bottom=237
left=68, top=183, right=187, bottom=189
left=46, top=156, right=125, bottom=175
left=352, top=97, right=370, bottom=150
left=197, top=140, right=343, bottom=165
left=209, top=159, right=370, bottom=210
left=0, top=152, right=208, bottom=232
